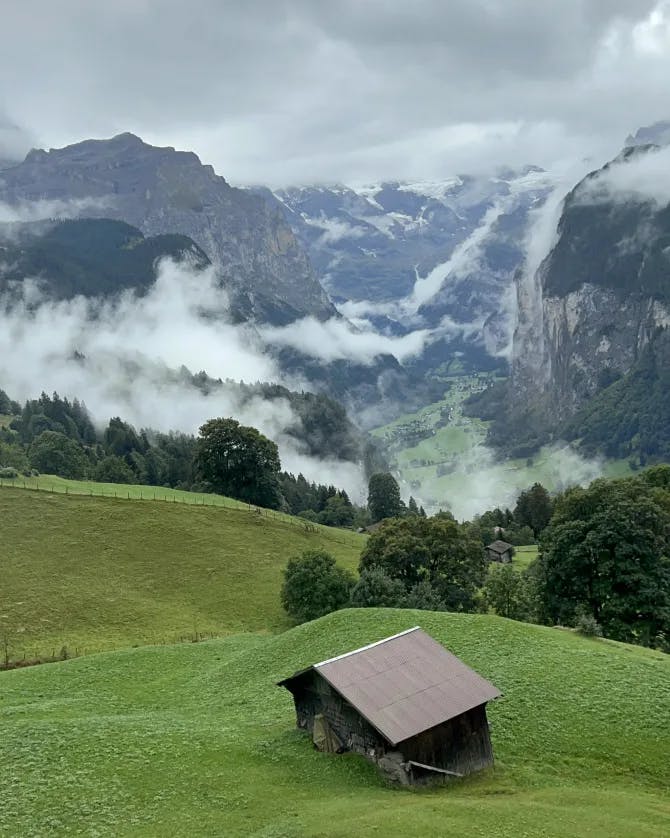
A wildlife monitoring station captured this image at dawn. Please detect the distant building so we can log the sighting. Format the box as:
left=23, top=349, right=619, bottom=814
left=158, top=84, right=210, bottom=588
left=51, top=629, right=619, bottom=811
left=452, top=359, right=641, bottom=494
left=278, top=627, right=501, bottom=785
left=485, top=540, right=514, bottom=563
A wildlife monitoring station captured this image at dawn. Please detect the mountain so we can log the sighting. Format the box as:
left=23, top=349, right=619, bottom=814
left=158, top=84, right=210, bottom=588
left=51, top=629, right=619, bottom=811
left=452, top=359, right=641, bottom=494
left=256, top=169, right=554, bottom=358
left=0, top=133, right=335, bottom=325
left=503, top=142, right=670, bottom=459
left=0, top=217, right=209, bottom=300
left=625, top=120, right=670, bottom=148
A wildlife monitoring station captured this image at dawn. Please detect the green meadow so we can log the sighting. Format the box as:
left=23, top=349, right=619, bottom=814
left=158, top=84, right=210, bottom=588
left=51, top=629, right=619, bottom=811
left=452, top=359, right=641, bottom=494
left=1, top=609, right=668, bottom=837
left=0, top=486, right=363, bottom=659
left=372, top=375, right=633, bottom=516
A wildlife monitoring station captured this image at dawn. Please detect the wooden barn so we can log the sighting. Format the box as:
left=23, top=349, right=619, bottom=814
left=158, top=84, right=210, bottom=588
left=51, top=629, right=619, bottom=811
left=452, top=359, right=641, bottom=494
left=485, top=539, right=514, bottom=563
left=277, top=627, right=501, bottom=785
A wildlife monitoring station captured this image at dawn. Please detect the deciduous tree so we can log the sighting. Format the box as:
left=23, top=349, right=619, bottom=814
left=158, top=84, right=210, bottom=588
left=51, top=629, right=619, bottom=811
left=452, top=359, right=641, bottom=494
left=195, top=418, right=282, bottom=509
left=359, top=514, right=487, bottom=612
left=539, top=477, right=670, bottom=646
left=281, top=549, right=355, bottom=623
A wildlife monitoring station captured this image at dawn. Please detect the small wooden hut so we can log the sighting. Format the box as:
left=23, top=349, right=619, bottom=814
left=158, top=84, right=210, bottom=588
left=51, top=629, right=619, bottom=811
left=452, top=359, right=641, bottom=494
left=485, top=539, right=514, bottom=563
left=278, top=627, right=501, bottom=785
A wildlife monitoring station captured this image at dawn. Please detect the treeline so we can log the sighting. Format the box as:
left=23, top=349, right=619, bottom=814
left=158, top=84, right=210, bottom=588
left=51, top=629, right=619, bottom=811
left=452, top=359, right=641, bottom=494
left=0, top=389, right=382, bottom=523
left=282, top=472, right=670, bottom=653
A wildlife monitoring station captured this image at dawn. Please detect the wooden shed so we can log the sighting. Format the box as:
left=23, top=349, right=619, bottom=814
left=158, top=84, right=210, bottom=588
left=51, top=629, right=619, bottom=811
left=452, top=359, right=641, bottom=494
left=278, top=627, right=501, bottom=785
left=485, top=539, right=514, bottom=563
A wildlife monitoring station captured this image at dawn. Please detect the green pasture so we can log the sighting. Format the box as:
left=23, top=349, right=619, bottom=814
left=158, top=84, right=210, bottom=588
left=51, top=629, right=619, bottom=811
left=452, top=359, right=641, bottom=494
left=1, top=609, right=668, bottom=837
left=0, top=486, right=364, bottom=660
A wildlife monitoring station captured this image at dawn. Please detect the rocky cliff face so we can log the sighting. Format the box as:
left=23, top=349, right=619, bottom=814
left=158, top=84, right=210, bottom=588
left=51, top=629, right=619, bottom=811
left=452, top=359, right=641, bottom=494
left=511, top=144, right=670, bottom=424
left=0, top=133, right=335, bottom=324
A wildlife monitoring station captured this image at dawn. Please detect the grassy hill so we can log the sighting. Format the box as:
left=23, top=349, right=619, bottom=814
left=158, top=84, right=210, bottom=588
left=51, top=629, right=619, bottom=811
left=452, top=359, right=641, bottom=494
left=0, top=486, right=364, bottom=659
left=1, top=609, right=668, bottom=837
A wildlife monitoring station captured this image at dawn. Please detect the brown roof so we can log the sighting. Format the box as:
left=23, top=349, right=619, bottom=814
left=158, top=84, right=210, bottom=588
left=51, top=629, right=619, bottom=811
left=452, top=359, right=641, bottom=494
left=486, top=539, right=514, bottom=554
left=279, top=627, right=500, bottom=746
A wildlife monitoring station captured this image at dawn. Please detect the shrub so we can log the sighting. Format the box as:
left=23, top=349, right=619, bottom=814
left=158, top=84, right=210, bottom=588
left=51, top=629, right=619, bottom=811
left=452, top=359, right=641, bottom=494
left=575, top=613, right=603, bottom=638
left=0, top=466, right=19, bottom=479
left=281, top=549, right=355, bottom=624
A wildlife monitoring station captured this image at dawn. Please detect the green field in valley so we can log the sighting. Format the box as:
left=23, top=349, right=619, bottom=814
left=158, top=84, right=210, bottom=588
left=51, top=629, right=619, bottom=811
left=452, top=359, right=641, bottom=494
left=373, top=374, right=633, bottom=518
left=1, top=608, right=668, bottom=837
left=0, top=485, right=364, bottom=659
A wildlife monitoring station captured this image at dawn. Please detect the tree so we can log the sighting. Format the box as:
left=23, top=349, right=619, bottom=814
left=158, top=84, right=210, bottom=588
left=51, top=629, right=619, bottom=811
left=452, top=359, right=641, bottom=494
left=195, top=418, right=282, bottom=509
left=29, top=431, right=89, bottom=479
left=484, top=564, right=535, bottom=621
left=94, top=455, right=137, bottom=484
left=318, top=495, right=355, bottom=528
left=539, top=477, right=670, bottom=646
left=350, top=568, right=406, bottom=608
left=407, top=496, right=420, bottom=515
left=281, top=549, right=355, bottom=623
left=404, top=580, right=446, bottom=611
left=367, top=472, right=403, bottom=522
left=359, top=514, right=487, bottom=612
left=514, top=483, right=553, bottom=537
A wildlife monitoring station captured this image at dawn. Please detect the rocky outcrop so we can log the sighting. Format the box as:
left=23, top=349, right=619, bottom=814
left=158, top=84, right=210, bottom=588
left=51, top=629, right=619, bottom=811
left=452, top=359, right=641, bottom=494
left=511, top=144, right=670, bottom=426
left=0, top=133, right=335, bottom=325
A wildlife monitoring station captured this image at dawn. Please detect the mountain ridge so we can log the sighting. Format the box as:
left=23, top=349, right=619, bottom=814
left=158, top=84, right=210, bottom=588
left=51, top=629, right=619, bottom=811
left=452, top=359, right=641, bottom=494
left=0, top=132, right=336, bottom=325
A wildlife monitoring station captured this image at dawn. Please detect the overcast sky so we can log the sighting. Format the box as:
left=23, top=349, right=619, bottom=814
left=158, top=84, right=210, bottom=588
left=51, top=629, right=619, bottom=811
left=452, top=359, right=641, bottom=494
left=1, top=1, right=669, bottom=185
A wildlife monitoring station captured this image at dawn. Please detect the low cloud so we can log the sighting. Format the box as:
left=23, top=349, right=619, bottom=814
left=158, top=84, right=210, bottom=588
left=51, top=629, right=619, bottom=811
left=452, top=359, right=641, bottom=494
left=408, top=200, right=509, bottom=311
left=575, top=143, right=670, bottom=207
left=407, top=442, right=607, bottom=521
left=0, top=196, right=112, bottom=224
left=0, top=257, right=368, bottom=499
left=260, top=315, right=434, bottom=364
left=304, top=215, right=366, bottom=245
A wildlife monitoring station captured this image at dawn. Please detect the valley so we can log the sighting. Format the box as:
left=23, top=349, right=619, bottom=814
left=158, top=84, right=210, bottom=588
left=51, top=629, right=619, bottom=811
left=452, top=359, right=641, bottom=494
left=371, top=372, right=632, bottom=517
left=1, top=77, right=670, bottom=838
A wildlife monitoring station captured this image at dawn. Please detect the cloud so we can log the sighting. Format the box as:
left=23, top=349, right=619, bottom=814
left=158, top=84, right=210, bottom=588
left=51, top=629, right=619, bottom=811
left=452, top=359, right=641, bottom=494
left=0, top=197, right=112, bottom=224
left=303, top=216, right=366, bottom=245
left=408, top=200, right=510, bottom=311
left=0, top=257, right=369, bottom=499
left=0, top=113, right=34, bottom=161
left=260, top=314, right=434, bottom=364
left=407, top=442, right=606, bottom=521
left=574, top=143, right=670, bottom=207
left=0, top=2, right=668, bottom=184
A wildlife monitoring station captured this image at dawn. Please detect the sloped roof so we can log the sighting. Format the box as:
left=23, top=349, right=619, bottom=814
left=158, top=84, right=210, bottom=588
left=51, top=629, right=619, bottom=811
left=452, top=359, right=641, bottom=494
left=278, top=627, right=500, bottom=746
left=486, top=539, right=514, bottom=553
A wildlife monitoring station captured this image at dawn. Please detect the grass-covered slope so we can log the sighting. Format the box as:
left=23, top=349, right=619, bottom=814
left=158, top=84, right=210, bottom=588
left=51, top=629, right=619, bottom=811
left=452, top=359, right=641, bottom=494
left=1, top=609, right=668, bottom=837
left=1, top=488, right=363, bottom=658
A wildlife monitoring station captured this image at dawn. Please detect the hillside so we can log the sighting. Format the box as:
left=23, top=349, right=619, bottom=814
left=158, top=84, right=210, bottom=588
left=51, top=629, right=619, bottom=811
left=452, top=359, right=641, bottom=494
left=0, top=487, right=364, bottom=659
left=1, top=609, right=668, bottom=837
left=0, top=218, right=210, bottom=300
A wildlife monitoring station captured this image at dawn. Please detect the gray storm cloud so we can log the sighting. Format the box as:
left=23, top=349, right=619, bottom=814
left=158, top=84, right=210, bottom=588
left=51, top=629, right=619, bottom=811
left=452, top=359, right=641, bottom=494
left=0, top=2, right=668, bottom=183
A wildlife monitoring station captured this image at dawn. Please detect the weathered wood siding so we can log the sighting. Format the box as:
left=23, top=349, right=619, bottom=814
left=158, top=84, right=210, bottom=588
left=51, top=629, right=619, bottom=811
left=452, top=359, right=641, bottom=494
left=286, top=672, right=495, bottom=783
left=399, top=705, right=494, bottom=776
left=289, top=670, right=385, bottom=757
